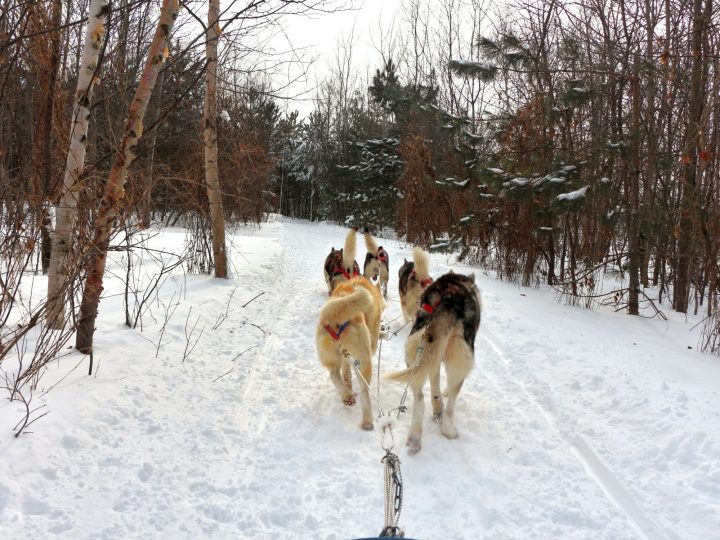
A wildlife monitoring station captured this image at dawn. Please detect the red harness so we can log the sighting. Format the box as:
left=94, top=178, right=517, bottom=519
left=421, top=299, right=441, bottom=314
left=410, top=269, right=433, bottom=288
left=323, top=321, right=350, bottom=342
left=334, top=266, right=359, bottom=280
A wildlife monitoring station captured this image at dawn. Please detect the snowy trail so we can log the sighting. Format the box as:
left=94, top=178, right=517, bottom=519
left=2, top=218, right=719, bottom=539
left=214, top=219, right=640, bottom=539
left=480, top=330, right=676, bottom=540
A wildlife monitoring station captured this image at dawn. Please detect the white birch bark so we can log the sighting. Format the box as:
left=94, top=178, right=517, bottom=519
left=75, top=0, right=178, bottom=353
left=46, top=0, right=108, bottom=329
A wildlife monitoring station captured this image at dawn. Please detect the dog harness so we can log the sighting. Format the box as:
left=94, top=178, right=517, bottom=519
left=410, top=269, right=433, bottom=288
left=323, top=320, right=350, bottom=342
left=333, top=266, right=359, bottom=280
left=421, top=299, right=441, bottom=314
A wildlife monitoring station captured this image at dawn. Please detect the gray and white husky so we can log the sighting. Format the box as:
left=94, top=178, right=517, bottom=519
left=362, top=228, right=390, bottom=298
left=398, top=246, right=432, bottom=321
left=386, top=272, right=481, bottom=454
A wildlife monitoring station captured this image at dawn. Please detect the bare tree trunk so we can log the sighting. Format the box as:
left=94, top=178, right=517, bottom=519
left=204, top=0, right=227, bottom=278
left=628, top=62, right=641, bottom=315
left=674, top=0, right=705, bottom=313
left=22, top=0, right=62, bottom=274
left=640, top=0, right=658, bottom=288
left=45, top=0, right=108, bottom=329
left=75, top=0, right=178, bottom=354
left=41, top=0, right=62, bottom=274
left=140, top=69, right=165, bottom=227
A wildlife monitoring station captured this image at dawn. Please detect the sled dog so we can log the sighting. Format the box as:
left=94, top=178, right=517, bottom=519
left=323, top=228, right=360, bottom=295
left=386, top=272, right=481, bottom=453
left=316, top=276, right=386, bottom=429
left=362, top=228, right=390, bottom=298
left=398, top=246, right=433, bottom=321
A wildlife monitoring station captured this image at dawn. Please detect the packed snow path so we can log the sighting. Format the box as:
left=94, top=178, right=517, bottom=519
left=1, top=219, right=718, bottom=539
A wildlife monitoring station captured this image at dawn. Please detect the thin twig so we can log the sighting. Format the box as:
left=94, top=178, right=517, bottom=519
left=182, top=307, right=205, bottom=362
left=230, top=344, right=260, bottom=362
left=212, top=366, right=236, bottom=382
left=213, top=286, right=238, bottom=330
left=241, top=291, right=265, bottom=308
left=250, top=323, right=267, bottom=336
left=211, top=345, right=260, bottom=382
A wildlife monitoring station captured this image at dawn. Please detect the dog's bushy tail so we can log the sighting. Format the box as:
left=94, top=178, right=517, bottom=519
left=343, top=228, right=357, bottom=272
left=385, top=312, right=450, bottom=384
left=384, top=366, right=415, bottom=383
left=412, top=246, right=430, bottom=281
left=363, top=228, right=379, bottom=255
left=384, top=344, right=434, bottom=385
left=320, top=286, right=373, bottom=324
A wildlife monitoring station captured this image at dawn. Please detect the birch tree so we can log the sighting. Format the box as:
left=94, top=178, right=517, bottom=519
left=75, top=0, right=179, bottom=353
left=45, top=0, right=109, bottom=329
left=204, top=0, right=228, bottom=278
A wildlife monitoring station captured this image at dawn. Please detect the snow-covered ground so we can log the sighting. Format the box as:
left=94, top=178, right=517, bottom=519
left=1, top=218, right=719, bottom=539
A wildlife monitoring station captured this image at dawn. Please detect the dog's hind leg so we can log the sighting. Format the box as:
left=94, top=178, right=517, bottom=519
left=400, top=297, right=410, bottom=322
left=330, top=365, right=356, bottom=406
left=344, top=326, right=374, bottom=431
left=331, top=369, right=356, bottom=406
left=430, top=364, right=444, bottom=422
left=406, top=378, right=425, bottom=454
left=440, top=336, right=474, bottom=439
left=341, top=361, right=352, bottom=391
left=319, top=348, right=356, bottom=406
left=403, top=329, right=436, bottom=453
left=355, top=353, right=374, bottom=431
left=426, top=324, right=447, bottom=422
left=380, top=266, right=389, bottom=299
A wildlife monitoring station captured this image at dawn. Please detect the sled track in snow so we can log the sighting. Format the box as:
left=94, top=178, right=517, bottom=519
left=480, top=330, right=679, bottom=540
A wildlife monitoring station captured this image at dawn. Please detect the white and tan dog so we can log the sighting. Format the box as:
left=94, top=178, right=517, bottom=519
left=362, top=228, right=390, bottom=299
left=386, top=272, right=481, bottom=453
left=398, top=246, right=433, bottom=321
left=316, top=275, right=386, bottom=430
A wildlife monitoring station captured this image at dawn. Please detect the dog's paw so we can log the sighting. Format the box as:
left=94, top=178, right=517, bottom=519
left=406, top=436, right=422, bottom=454
left=342, top=394, right=356, bottom=406
left=441, top=425, right=458, bottom=439
left=360, top=421, right=374, bottom=431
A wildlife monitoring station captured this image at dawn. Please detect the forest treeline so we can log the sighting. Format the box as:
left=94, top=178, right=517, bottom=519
left=1, top=0, right=719, bottom=363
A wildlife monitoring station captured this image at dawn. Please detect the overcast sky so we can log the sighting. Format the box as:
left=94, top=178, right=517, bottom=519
left=274, top=0, right=404, bottom=117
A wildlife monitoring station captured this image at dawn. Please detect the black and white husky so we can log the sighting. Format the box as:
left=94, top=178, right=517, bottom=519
left=323, top=228, right=360, bottom=295
left=362, top=228, right=389, bottom=298
left=386, top=272, right=481, bottom=454
left=398, top=247, right=432, bottom=321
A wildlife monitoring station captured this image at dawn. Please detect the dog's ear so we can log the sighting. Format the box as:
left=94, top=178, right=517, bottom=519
left=448, top=269, right=455, bottom=275
left=467, top=272, right=476, bottom=282
left=331, top=247, right=335, bottom=253
left=404, top=258, right=408, bottom=263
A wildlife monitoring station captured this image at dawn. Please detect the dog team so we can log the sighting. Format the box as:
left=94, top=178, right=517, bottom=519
left=316, top=227, right=481, bottom=454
